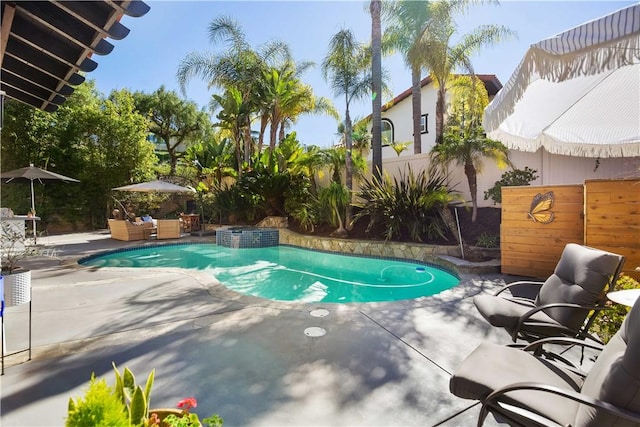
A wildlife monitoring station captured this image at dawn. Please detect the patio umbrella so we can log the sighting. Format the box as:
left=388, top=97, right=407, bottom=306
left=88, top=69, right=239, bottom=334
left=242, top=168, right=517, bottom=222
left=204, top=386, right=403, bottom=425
left=483, top=3, right=640, bottom=158
left=112, top=180, right=195, bottom=193
left=1, top=164, right=80, bottom=240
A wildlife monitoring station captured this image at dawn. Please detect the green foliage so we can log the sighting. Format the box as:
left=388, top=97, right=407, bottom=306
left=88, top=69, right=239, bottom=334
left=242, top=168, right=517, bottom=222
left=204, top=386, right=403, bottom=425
left=161, top=413, right=224, bottom=427
left=132, top=86, right=210, bottom=174
left=112, top=362, right=155, bottom=425
left=354, top=167, right=457, bottom=242
left=66, top=375, right=129, bottom=427
left=484, top=167, right=538, bottom=205
left=316, top=182, right=349, bottom=229
left=475, top=232, right=499, bottom=249
left=211, top=184, right=254, bottom=224
left=68, top=365, right=222, bottom=427
left=592, top=274, right=639, bottom=343
left=1, top=82, right=157, bottom=229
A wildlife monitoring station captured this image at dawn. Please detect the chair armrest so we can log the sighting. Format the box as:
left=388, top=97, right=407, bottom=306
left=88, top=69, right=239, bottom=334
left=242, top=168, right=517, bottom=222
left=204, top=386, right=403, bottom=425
left=512, top=303, right=607, bottom=343
left=522, top=336, right=605, bottom=353
left=495, top=280, right=544, bottom=298
left=479, top=382, right=640, bottom=426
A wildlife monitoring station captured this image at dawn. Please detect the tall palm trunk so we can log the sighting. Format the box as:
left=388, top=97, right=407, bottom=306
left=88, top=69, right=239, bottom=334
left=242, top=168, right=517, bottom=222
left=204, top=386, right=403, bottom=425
left=243, top=116, right=252, bottom=165
left=257, top=115, right=268, bottom=155
left=435, top=85, right=446, bottom=145
left=411, top=65, right=423, bottom=154
left=370, top=0, right=383, bottom=179
left=464, top=160, right=478, bottom=223
left=344, top=105, right=354, bottom=232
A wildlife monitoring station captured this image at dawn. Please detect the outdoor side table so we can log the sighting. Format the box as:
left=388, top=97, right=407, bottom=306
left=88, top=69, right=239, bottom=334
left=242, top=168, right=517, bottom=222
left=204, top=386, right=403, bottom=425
left=607, top=289, right=640, bottom=308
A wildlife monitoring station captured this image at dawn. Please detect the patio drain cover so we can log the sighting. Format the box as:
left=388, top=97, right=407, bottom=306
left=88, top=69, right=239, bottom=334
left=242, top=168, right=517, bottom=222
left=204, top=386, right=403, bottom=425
left=304, top=327, right=326, bottom=337
left=310, top=308, right=330, bottom=318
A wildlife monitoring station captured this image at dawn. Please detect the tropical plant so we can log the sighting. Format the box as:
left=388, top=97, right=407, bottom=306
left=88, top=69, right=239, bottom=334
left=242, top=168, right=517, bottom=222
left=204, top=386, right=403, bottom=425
left=382, top=0, right=440, bottom=154
left=211, top=183, right=252, bottom=224
left=484, top=166, right=538, bottom=205
left=592, top=274, right=639, bottom=343
left=211, top=87, right=251, bottom=171
left=238, top=167, right=292, bottom=217
left=185, top=133, right=237, bottom=185
left=337, top=117, right=372, bottom=156
left=132, top=86, right=210, bottom=175
left=111, top=363, right=155, bottom=425
left=322, top=28, right=372, bottom=235
left=430, top=76, right=511, bottom=223
left=475, top=232, right=499, bottom=249
left=67, top=364, right=223, bottom=427
left=317, top=182, right=350, bottom=235
left=354, top=166, right=460, bottom=242
left=413, top=1, right=515, bottom=144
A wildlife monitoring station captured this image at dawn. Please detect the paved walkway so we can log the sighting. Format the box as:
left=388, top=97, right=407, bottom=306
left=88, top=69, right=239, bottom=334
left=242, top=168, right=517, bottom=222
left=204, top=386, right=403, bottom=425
left=1, top=231, right=517, bottom=426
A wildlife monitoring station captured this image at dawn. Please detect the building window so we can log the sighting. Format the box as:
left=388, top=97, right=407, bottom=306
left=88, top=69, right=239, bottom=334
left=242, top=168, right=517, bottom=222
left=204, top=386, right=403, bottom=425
left=381, top=118, right=394, bottom=146
left=420, top=114, right=428, bottom=134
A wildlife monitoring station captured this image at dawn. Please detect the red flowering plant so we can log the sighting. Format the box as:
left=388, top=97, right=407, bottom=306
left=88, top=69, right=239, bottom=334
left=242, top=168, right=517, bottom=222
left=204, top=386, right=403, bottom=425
left=149, top=397, right=223, bottom=427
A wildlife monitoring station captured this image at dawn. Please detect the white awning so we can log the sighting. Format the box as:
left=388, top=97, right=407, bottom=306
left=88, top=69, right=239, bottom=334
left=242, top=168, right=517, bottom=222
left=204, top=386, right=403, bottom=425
left=484, top=3, right=640, bottom=158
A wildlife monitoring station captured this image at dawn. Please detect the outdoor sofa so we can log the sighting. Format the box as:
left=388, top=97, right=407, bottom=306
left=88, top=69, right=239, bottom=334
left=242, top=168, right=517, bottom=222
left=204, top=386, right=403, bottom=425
left=108, top=219, right=154, bottom=241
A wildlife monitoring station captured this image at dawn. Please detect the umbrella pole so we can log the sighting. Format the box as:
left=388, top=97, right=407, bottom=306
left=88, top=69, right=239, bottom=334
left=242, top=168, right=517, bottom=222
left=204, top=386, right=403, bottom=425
left=30, top=179, right=36, bottom=244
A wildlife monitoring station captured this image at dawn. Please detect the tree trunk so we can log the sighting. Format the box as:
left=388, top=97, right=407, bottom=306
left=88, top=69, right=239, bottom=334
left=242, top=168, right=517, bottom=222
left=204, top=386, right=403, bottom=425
left=258, top=115, right=268, bottom=155
left=370, top=0, right=383, bottom=180
left=243, top=116, right=252, bottom=165
left=278, top=120, right=286, bottom=142
left=465, top=160, right=478, bottom=223
left=269, top=120, right=278, bottom=153
left=440, top=206, right=460, bottom=245
left=411, top=65, right=422, bottom=154
left=435, top=86, right=446, bottom=145
left=344, top=106, right=353, bottom=232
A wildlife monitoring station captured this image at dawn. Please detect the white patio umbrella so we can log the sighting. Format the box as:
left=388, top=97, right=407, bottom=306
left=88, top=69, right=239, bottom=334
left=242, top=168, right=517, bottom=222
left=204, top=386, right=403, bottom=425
left=1, top=164, right=80, bottom=241
left=484, top=3, right=640, bottom=158
left=112, top=180, right=195, bottom=193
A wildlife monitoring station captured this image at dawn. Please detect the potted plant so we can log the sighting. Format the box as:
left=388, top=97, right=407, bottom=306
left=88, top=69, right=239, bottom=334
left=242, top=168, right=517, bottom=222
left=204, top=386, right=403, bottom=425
left=66, top=363, right=223, bottom=427
left=1, top=221, right=36, bottom=306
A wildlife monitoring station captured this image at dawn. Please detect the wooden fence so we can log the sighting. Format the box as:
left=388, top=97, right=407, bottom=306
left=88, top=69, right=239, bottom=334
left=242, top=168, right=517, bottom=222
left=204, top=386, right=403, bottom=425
left=501, top=185, right=584, bottom=278
left=584, top=179, right=640, bottom=279
left=501, top=179, right=639, bottom=280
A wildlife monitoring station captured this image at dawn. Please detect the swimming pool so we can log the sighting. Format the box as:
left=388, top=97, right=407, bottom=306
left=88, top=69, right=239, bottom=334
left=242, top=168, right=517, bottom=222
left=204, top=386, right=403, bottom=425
left=80, top=244, right=460, bottom=303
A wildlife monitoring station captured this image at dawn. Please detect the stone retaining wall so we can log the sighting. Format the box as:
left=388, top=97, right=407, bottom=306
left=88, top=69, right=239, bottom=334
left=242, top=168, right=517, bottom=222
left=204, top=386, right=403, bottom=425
left=279, top=229, right=461, bottom=265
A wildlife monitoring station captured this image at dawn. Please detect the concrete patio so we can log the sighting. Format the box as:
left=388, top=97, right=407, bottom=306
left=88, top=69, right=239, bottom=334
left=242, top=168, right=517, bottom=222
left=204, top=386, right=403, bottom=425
left=1, top=231, right=524, bottom=426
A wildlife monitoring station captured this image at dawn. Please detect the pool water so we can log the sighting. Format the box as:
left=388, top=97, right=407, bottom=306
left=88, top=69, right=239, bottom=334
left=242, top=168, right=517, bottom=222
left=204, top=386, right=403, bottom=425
left=81, top=244, right=460, bottom=303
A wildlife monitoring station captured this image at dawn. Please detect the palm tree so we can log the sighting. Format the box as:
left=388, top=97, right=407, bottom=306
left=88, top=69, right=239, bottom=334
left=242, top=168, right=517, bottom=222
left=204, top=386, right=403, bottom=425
left=430, top=76, right=511, bottom=223
left=322, top=29, right=372, bottom=235
left=210, top=87, right=249, bottom=172
left=382, top=0, right=437, bottom=154
left=416, top=1, right=515, bottom=144
left=177, top=16, right=289, bottom=166
left=370, top=0, right=383, bottom=179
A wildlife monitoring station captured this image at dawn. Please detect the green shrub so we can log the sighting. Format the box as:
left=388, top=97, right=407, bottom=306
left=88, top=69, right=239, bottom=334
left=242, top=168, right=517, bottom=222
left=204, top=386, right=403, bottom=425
left=66, top=375, right=129, bottom=427
left=354, top=167, right=458, bottom=242
left=592, top=274, right=639, bottom=343
left=484, top=166, right=538, bottom=205
left=475, top=232, right=499, bottom=248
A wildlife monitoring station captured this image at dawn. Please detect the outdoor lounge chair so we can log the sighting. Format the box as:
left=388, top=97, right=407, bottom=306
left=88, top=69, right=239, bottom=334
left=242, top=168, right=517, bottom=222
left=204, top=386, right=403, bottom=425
left=156, top=219, right=181, bottom=240
left=108, top=219, right=153, bottom=241
left=449, top=297, right=640, bottom=426
left=474, top=243, right=625, bottom=343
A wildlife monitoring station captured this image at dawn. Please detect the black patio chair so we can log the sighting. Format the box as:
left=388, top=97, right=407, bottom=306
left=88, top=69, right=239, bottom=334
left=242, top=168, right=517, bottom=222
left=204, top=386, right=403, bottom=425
left=473, top=243, right=625, bottom=343
left=450, top=296, right=640, bottom=426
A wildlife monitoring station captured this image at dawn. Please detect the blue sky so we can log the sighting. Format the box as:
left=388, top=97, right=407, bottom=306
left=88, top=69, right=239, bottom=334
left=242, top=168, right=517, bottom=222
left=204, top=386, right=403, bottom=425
left=90, top=0, right=637, bottom=148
